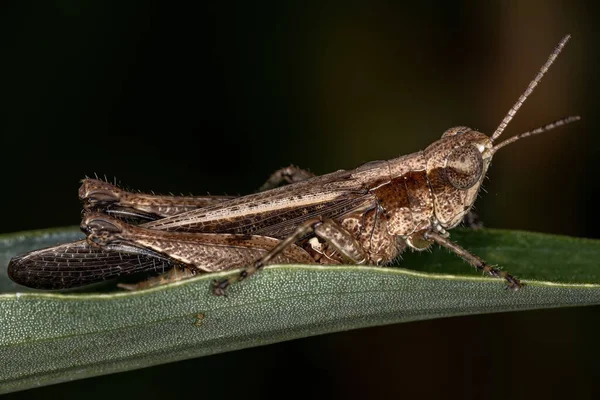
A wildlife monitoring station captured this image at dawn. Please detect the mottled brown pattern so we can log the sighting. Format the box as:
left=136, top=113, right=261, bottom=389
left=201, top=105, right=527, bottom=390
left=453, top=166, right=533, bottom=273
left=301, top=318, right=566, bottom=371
left=387, top=152, right=426, bottom=180
left=12, top=36, right=575, bottom=292
left=372, top=170, right=434, bottom=238
left=372, top=179, right=412, bottom=235
left=445, top=145, right=483, bottom=189
left=359, top=208, right=398, bottom=263
left=84, top=214, right=314, bottom=272
left=15, top=130, right=495, bottom=289
left=340, top=214, right=362, bottom=237
left=314, top=220, right=368, bottom=263
left=441, top=126, right=471, bottom=138
left=348, top=160, right=392, bottom=188
left=80, top=178, right=234, bottom=219
left=144, top=167, right=378, bottom=238
left=339, top=208, right=400, bottom=264
left=405, top=171, right=434, bottom=231
left=151, top=194, right=375, bottom=240
left=426, top=167, right=464, bottom=227
left=424, top=131, right=492, bottom=228
left=301, top=206, right=401, bottom=266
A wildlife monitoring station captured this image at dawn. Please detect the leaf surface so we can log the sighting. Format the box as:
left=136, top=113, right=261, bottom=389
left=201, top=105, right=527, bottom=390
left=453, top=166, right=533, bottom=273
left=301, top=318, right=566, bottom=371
left=1, top=227, right=599, bottom=393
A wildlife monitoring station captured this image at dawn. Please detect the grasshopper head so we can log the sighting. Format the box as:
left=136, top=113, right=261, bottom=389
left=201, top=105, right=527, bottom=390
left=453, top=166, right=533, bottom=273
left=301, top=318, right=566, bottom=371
left=421, top=35, right=579, bottom=229
left=424, top=113, right=579, bottom=230
left=423, top=128, right=493, bottom=229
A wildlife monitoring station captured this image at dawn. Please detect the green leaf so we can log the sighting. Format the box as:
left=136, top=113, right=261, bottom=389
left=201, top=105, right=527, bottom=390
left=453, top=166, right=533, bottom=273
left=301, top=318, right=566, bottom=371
left=1, top=227, right=599, bottom=393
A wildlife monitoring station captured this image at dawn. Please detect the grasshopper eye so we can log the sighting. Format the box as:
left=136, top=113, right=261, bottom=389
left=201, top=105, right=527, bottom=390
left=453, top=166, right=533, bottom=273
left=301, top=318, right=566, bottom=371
left=445, top=145, right=483, bottom=189
left=441, top=126, right=471, bottom=138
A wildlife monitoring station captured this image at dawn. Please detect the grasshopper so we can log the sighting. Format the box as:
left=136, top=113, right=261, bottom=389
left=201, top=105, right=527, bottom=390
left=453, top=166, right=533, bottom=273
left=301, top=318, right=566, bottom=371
left=8, top=35, right=579, bottom=295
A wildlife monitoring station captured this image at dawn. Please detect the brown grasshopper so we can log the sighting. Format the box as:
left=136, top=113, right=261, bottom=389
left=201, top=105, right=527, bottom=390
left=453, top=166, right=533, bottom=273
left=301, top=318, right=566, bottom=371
left=8, top=35, right=579, bottom=295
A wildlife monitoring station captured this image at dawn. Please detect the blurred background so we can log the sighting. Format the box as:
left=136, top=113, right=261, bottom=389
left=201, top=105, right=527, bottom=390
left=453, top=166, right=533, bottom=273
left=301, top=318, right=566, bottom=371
left=1, top=0, right=599, bottom=398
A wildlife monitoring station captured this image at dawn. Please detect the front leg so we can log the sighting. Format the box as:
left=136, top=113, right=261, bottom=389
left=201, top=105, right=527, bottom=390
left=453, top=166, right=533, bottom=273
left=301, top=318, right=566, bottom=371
left=213, top=218, right=368, bottom=295
left=423, top=231, right=523, bottom=290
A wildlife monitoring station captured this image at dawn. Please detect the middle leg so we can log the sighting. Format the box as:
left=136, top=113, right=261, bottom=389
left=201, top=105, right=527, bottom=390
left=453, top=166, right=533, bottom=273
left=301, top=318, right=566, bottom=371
left=212, top=218, right=369, bottom=295
left=257, top=165, right=315, bottom=192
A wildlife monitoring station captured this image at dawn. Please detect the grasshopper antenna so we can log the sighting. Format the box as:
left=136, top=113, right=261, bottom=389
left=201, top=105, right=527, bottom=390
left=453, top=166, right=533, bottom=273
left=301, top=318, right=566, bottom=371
left=491, top=34, right=571, bottom=142
left=492, top=115, right=580, bottom=153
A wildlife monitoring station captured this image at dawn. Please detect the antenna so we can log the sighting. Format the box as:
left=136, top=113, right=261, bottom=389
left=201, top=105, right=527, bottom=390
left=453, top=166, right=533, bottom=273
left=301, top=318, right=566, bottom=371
left=491, top=34, right=571, bottom=142
left=491, top=115, right=580, bottom=153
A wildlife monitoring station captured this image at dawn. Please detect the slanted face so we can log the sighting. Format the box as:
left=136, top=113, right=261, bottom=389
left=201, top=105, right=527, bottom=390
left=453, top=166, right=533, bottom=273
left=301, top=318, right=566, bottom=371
left=423, top=127, right=494, bottom=229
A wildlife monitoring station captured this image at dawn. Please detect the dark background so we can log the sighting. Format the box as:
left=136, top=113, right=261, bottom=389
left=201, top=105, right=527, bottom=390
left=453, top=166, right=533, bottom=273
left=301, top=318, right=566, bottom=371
left=2, top=1, right=599, bottom=399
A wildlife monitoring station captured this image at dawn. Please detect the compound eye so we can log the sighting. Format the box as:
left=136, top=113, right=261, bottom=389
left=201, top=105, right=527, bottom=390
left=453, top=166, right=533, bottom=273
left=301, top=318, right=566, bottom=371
left=445, top=145, right=483, bottom=189
left=441, top=126, right=471, bottom=138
